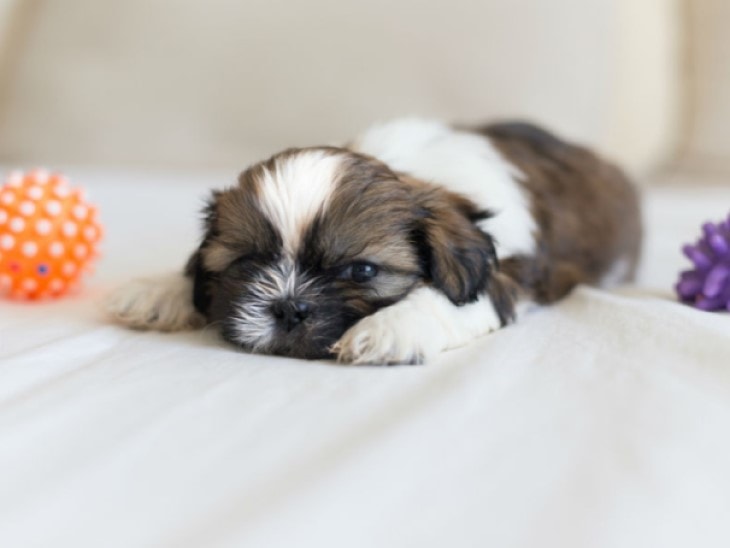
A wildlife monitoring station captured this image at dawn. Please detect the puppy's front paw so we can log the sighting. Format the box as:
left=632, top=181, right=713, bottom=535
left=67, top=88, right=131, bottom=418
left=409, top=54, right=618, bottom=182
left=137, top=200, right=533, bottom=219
left=332, top=305, right=442, bottom=365
left=104, top=274, right=204, bottom=332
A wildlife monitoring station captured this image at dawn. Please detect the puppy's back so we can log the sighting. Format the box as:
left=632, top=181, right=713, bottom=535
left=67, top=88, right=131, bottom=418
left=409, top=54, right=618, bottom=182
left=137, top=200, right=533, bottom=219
left=479, top=121, right=642, bottom=302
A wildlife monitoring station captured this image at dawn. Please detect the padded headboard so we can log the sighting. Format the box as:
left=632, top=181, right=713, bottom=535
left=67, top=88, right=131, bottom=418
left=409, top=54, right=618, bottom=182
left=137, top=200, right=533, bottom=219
left=680, top=0, right=730, bottom=174
left=0, top=0, right=680, bottom=176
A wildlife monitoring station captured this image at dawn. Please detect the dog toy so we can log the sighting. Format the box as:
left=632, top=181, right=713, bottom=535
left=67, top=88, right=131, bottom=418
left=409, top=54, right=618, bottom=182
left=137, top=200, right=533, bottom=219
left=0, top=169, right=103, bottom=299
left=676, top=212, right=730, bottom=311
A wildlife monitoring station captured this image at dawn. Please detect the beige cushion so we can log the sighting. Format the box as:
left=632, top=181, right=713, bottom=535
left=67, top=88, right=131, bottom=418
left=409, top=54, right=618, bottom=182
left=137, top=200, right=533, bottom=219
left=681, top=0, right=730, bottom=173
left=0, top=1, right=27, bottom=74
left=0, top=0, right=679, bottom=176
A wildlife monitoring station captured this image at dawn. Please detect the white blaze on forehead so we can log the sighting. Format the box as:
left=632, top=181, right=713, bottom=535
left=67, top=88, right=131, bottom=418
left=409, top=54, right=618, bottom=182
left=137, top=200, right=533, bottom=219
left=256, top=150, right=343, bottom=255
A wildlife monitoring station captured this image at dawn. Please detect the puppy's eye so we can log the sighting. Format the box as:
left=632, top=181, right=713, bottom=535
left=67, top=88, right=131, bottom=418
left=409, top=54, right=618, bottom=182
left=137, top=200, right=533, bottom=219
left=340, top=262, right=379, bottom=283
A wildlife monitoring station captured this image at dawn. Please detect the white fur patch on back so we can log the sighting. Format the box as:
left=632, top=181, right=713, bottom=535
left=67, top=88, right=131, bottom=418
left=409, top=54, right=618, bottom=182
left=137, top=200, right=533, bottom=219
left=353, top=118, right=536, bottom=258
left=256, top=149, right=343, bottom=256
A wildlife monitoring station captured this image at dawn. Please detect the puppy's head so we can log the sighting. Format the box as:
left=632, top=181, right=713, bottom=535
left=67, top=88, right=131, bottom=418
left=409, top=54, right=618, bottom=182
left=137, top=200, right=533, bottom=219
left=187, top=147, right=497, bottom=359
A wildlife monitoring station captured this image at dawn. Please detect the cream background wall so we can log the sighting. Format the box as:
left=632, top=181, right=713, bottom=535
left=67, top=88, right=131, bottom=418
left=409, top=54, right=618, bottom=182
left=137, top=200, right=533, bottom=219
left=0, top=0, right=680, bottom=176
left=0, top=0, right=26, bottom=69
left=681, top=0, right=730, bottom=174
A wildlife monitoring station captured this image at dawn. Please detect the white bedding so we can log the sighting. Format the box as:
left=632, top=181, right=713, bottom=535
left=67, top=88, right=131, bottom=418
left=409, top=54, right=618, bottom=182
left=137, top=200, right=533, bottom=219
left=1, top=170, right=729, bottom=548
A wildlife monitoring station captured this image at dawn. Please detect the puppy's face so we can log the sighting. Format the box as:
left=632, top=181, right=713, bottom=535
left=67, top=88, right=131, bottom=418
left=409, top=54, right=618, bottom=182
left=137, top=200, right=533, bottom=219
left=187, top=147, right=497, bottom=359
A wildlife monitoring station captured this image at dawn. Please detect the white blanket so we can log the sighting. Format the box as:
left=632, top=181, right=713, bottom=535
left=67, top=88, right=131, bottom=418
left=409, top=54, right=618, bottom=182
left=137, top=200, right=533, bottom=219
left=1, top=171, right=729, bottom=548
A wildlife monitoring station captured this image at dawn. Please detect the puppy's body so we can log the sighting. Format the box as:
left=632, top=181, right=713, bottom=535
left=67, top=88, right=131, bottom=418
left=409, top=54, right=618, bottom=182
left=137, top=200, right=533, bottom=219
left=107, top=119, right=641, bottom=364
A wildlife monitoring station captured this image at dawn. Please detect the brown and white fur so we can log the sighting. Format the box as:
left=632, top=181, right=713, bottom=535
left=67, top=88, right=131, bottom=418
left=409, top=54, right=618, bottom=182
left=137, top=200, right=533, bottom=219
left=105, top=118, right=642, bottom=364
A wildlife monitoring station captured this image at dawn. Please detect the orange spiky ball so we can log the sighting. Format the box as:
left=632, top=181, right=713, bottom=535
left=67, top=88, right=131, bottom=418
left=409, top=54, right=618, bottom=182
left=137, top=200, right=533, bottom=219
left=0, top=169, right=103, bottom=299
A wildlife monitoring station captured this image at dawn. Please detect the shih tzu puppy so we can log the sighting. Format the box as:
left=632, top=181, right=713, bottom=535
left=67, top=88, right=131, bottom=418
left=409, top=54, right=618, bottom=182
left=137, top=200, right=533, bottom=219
left=106, top=118, right=641, bottom=364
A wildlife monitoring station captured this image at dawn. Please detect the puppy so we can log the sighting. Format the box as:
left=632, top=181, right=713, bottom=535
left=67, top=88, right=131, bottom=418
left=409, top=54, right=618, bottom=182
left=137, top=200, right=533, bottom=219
left=105, top=119, right=642, bottom=364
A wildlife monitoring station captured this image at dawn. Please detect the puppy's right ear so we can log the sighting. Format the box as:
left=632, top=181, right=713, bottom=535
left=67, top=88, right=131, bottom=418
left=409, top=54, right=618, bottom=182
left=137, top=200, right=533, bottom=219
left=184, top=192, right=220, bottom=316
left=410, top=183, right=497, bottom=305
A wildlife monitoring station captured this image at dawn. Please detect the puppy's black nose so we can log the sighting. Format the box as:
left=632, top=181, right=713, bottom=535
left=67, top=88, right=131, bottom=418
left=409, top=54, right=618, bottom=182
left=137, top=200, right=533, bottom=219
left=271, top=299, right=310, bottom=332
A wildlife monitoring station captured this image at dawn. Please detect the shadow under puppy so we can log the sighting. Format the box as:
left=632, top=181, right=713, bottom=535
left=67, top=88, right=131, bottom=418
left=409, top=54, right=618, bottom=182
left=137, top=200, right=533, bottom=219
left=106, top=119, right=642, bottom=364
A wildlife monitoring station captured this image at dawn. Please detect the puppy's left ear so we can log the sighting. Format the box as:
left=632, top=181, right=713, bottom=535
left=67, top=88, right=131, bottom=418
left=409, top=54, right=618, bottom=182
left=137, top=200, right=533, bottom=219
left=184, top=192, right=220, bottom=316
left=413, top=186, right=498, bottom=305
left=184, top=249, right=214, bottom=316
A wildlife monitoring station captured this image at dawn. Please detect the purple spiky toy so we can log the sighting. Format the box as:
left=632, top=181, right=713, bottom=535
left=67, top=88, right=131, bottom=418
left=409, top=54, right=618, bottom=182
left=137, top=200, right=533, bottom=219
left=676, top=212, right=730, bottom=311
